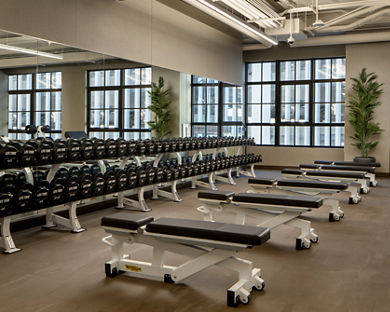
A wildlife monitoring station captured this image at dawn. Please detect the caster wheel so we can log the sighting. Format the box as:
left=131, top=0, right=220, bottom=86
left=238, top=295, right=251, bottom=305
left=296, top=238, right=306, bottom=250
left=105, top=264, right=118, bottom=278
left=340, top=212, right=344, bottom=218
left=310, top=236, right=319, bottom=243
left=253, top=281, right=265, bottom=291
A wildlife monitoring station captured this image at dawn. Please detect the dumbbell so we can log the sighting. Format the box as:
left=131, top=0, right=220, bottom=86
left=34, top=180, right=50, bottom=208
left=14, top=182, right=34, bottom=213
left=66, top=139, right=82, bottom=161
left=205, top=160, right=211, bottom=173
left=210, top=159, right=216, bottom=172
left=80, top=138, right=95, bottom=160
left=136, top=140, right=146, bottom=155
left=145, top=166, right=156, bottom=185
left=0, top=142, right=18, bottom=169
left=49, top=178, right=66, bottom=205
left=127, top=170, right=138, bottom=189
left=54, top=167, right=69, bottom=181
left=0, top=184, right=15, bottom=216
left=116, top=138, right=128, bottom=157
left=9, top=141, right=36, bottom=167
left=161, top=166, right=172, bottom=182
left=144, top=139, right=155, bottom=155
left=161, top=139, right=171, bottom=153
left=177, top=165, right=186, bottom=179
left=28, top=139, right=53, bottom=164
left=183, top=138, right=191, bottom=151
left=93, top=173, right=105, bottom=196
left=127, top=140, right=137, bottom=155
left=52, top=140, right=68, bottom=163
left=25, top=125, right=38, bottom=135
left=79, top=173, right=94, bottom=199
left=105, top=139, right=118, bottom=158
left=199, top=161, right=206, bottom=174
left=91, top=139, right=106, bottom=159
left=136, top=167, right=147, bottom=187
left=104, top=171, right=117, bottom=194
left=155, top=167, right=164, bottom=183
left=116, top=170, right=128, bottom=191
left=186, top=163, right=193, bottom=177
left=177, top=139, right=184, bottom=152
left=171, top=166, right=180, bottom=180
left=69, top=166, right=80, bottom=178
left=192, top=161, right=200, bottom=176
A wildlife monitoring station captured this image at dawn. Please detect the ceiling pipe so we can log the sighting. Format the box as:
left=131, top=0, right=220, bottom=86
left=316, top=8, right=390, bottom=33
left=283, top=0, right=390, bottom=15
left=181, top=0, right=278, bottom=46
left=306, top=6, right=379, bottom=31
left=242, top=31, right=390, bottom=50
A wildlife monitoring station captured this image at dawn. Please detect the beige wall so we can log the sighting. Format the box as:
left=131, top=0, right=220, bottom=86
left=248, top=146, right=344, bottom=167
left=244, top=45, right=346, bottom=168
left=0, top=0, right=243, bottom=85
left=345, top=42, right=390, bottom=174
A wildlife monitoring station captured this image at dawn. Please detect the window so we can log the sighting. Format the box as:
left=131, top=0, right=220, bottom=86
left=191, top=76, right=219, bottom=137
left=191, top=76, right=243, bottom=137
left=8, top=72, right=62, bottom=140
left=245, top=58, right=345, bottom=147
left=87, top=67, right=152, bottom=140
left=246, top=62, right=276, bottom=145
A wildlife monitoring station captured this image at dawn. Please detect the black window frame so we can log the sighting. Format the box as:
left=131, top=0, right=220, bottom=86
left=245, top=57, right=346, bottom=148
left=8, top=72, right=62, bottom=139
left=87, top=67, right=152, bottom=140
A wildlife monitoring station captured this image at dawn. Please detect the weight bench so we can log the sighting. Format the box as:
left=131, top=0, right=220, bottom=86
left=315, top=160, right=381, bottom=168
left=300, top=163, right=377, bottom=187
left=197, top=190, right=320, bottom=250
left=248, top=178, right=348, bottom=221
left=282, top=168, right=369, bottom=196
left=101, top=213, right=269, bottom=307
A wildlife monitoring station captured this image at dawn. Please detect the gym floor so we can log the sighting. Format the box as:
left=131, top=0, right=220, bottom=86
left=1, top=170, right=389, bottom=312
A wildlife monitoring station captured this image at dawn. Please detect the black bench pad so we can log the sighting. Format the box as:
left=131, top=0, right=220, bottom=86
left=232, top=193, right=323, bottom=208
left=299, top=164, right=320, bottom=169
left=282, top=168, right=304, bottom=175
left=306, top=170, right=366, bottom=179
left=278, top=179, right=348, bottom=190
left=102, top=213, right=154, bottom=230
left=146, top=218, right=270, bottom=246
left=248, top=178, right=275, bottom=185
left=314, top=160, right=334, bottom=165
left=334, top=161, right=381, bottom=168
left=198, top=190, right=235, bottom=201
left=322, top=165, right=375, bottom=173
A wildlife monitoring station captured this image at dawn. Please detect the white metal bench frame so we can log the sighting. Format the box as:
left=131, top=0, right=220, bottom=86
left=102, top=225, right=265, bottom=307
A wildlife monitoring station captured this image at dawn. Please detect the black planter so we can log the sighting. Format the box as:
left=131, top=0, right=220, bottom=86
left=353, top=156, right=376, bottom=163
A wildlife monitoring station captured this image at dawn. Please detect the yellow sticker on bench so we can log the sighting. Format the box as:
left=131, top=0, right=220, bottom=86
left=125, top=264, right=142, bottom=272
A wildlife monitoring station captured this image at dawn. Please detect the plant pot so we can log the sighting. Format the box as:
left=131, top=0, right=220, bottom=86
left=353, top=156, right=376, bottom=163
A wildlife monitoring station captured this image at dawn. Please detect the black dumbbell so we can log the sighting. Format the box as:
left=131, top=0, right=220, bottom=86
left=52, top=139, right=68, bottom=163
left=136, top=167, right=147, bottom=187
left=33, top=170, right=48, bottom=184
left=105, top=139, right=118, bottom=158
left=91, top=139, right=105, bottom=159
left=104, top=171, right=117, bottom=194
left=14, top=183, right=34, bottom=213
left=127, top=170, right=138, bottom=189
left=0, top=184, right=15, bottom=217
left=34, top=180, right=50, bottom=208
left=79, top=138, right=95, bottom=160
left=127, top=140, right=137, bottom=155
left=0, top=142, right=18, bottom=169
left=116, top=138, right=128, bottom=157
left=155, top=167, right=164, bottom=183
left=145, top=167, right=156, bottom=185
left=116, top=170, right=128, bottom=191
left=136, top=140, right=146, bottom=155
left=78, top=173, right=93, bottom=199
left=9, top=141, right=36, bottom=167
left=66, top=139, right=82, bottom=161
left=186, top=163, right=193, bottom=177
left=69, top=166, right=80, bottom=178
left=49, top=178, right=66, bottom=205
left=93, top=173, right=105, bottom=196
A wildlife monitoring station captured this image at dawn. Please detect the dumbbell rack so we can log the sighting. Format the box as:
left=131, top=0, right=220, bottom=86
left=0, top=139, right=259, bottom=254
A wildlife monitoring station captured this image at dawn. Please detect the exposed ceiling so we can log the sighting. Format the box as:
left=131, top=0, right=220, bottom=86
left=176, top=0, right=390, bottom=48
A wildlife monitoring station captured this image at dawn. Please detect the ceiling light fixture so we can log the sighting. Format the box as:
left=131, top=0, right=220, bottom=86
left=0, top=43, right=63, bottom=60
left=193, top=0, right=278, bottom=45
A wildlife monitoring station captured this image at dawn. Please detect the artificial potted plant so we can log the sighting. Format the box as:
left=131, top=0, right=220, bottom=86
left=148, top=76, right=172, bottom=139
left=348, top=68, right=383, bottom=163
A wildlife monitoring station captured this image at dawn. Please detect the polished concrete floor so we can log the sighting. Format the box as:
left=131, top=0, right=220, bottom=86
left=1, top=170, right=390, bottom=312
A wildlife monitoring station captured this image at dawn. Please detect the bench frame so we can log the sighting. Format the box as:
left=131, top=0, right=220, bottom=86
left=102, top=225, right=265, bottom=307
left=197, top=197, right=318, bottom=250
left=248, top=182, right=345, bottom=221
left=300, top=164, right=377, bottom=187
left=282, top=172, right=364, bottom=203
